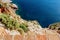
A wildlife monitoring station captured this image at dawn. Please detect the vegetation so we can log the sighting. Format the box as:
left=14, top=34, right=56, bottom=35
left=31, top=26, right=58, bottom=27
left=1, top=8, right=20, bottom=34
left=48, top=22, right=60, bottom=30
left=20, top=23, right=29, bottom=32
left=0, top=13, right=29, bottom=34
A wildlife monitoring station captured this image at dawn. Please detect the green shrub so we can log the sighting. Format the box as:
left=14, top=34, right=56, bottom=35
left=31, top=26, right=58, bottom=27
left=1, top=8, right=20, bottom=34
left=0, top=13, right=29, bottom=34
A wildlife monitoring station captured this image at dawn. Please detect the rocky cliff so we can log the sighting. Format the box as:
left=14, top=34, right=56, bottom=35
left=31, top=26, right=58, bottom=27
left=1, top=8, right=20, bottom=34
left=0, top=0, right=60, bottom=40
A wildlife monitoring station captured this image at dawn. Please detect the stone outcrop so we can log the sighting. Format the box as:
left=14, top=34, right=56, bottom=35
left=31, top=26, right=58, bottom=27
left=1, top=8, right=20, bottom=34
left=0, top=0, right=60, bottom=40
left=0, top=27, right=60, bottom=40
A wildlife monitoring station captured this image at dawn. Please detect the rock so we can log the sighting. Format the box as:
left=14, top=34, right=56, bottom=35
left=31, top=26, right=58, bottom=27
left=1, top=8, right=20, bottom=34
left=0, top=27, right=12, bottom=40
left=36, top=34, right=46, bottom=40
left=1, top=0, right=12, bottom=3
left=57, top=30, right=60, bottom=34
left=0, top=27, right=23, bottom=40
left=46, top=29, right=60, bottom=40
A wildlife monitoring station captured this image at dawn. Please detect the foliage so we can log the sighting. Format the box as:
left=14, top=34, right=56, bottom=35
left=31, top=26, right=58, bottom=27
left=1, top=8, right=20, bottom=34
left=0, top=13, right=29, bottom=34
left=48, top=22, right=60, bottom=30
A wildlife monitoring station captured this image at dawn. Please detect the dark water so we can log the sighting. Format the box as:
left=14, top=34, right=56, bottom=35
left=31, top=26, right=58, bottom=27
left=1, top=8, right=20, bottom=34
left=12, top=0, right=60, bottom=28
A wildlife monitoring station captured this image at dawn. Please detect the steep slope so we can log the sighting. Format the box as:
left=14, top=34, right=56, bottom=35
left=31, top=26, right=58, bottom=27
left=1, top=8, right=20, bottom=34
left=0, top=0, right=60, bottom=40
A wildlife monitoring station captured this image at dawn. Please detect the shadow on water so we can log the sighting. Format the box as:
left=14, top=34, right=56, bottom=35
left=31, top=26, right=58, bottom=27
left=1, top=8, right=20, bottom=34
left=12, top=0, right=60, bottom=28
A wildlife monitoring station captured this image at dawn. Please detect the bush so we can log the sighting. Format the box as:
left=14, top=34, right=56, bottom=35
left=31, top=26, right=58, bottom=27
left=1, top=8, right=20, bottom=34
left=0, top=13, right=29, bottom=34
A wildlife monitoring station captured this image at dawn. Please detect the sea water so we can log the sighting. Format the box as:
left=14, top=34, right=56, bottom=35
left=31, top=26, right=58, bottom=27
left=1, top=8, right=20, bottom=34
left=12, top=0, right=60, bottom=28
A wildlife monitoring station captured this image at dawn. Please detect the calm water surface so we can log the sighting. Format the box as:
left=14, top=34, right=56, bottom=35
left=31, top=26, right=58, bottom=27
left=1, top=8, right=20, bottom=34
left=12, top=0, right=60, bottom=28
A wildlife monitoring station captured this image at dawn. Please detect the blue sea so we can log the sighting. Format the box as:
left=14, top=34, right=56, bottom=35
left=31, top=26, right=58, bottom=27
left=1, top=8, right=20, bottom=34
left=12, top=0, right=60, bottom=28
